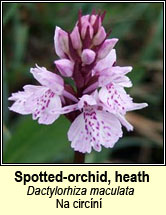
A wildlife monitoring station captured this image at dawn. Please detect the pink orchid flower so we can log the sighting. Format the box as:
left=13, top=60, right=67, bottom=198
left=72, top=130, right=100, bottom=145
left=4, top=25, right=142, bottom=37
left=9, top=11, right=148, bottom=156
left=9, top=65, right=78, bottom=124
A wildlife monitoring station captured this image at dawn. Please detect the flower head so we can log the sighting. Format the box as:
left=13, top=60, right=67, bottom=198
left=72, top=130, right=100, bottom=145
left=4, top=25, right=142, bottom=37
left=9, top=10, right=148, bottom=154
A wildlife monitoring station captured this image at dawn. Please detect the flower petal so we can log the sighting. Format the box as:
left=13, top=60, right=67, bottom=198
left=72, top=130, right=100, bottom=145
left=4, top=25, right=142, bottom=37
left=68, top=108, right=123, bottom=153
left=117, top=113, right=133, bottom=131
left=8, top=90, right=32, bottom=115
left=111, top=66, right=132, bottom=75
left=99, top=84, right=132, bottom=115
left=63, top=90, right=78, bottom=102
left=126, top=102, right=148, bottom=112
left=99, top=84, right=148, bottom=131
left=94, top=49, right=116, bottom=74
left=50, top=103, right=78, bottom=115
left=113, top=76, right=132, bottom=88
left=78, top=94, right=97, bottom=109
left=25, top=86, right=62, bottom=125
left=81, top=21, right=94, bottom=39
left=83, top=82, right=99, bottom=94
left=98, top=38, right=118, bottom=59
left=93, top=26, right=106, bottom=46
left=37, top=97, right=61, bottom=125
left=68, top=113, right=92, bottom=153
left=98, top=65, right=133, bottom=88
left=30, top=65, right=64, bottom=95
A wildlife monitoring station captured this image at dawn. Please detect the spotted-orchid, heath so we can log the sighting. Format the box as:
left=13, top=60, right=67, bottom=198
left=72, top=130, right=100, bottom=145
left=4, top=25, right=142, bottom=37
left=9, top=11, right=148, bottom=154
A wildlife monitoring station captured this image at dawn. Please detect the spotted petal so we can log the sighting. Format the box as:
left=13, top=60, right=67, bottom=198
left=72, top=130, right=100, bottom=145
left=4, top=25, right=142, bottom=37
left=8, top=90, right=32, bottom=115
left=9, top=85, right=62, bottom=125
left=68, top=108, right=122, bottom=153
left=78, top=94, right=97, bottom=109
left=24, top=85, right=62, bottom=124
left=99, top=83, right=148, bottom=131
left=99, top=66, right=133, bottom=87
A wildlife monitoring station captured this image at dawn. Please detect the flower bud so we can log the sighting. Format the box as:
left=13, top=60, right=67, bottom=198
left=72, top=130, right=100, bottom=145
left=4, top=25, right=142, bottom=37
left=90, top=15, right=100, bottom=26
left=54, top=27, right=69, bottom=58
left=81, top=49, right=96, bottom=65
left=81, top=22, right=94, bottom=39
left=98, top=38, right=118, bottom=59
left=81, top=15, right=90, bottom=23
left=70, top=26, right=82, bottom=50
left=93, top=26, right=106, bottom=46
left=55, top=59, right=74, bottom=77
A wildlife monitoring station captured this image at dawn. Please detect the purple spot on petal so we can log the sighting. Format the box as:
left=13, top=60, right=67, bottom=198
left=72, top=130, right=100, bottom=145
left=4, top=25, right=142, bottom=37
left=104, top=126, right=110, bottom=130
left=46, top=100, right=50, bottom=107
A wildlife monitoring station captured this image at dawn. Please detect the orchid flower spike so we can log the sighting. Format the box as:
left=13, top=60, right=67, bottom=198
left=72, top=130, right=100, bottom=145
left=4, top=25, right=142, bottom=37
left=9, top=10, right=148, bottom=155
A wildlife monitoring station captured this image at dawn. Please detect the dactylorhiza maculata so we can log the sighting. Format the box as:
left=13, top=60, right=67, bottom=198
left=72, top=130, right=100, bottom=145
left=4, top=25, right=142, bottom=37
left=9, top=11, right=148, bottom=153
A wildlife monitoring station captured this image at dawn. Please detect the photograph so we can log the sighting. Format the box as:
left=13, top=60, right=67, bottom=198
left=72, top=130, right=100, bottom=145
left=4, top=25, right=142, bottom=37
left=2, top=2, right=164, bottom=164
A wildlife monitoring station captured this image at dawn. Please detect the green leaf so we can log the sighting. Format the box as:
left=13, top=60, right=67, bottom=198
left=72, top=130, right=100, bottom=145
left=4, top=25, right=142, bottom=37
left=3, top=116, right=73, bottom=163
